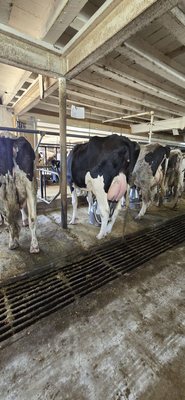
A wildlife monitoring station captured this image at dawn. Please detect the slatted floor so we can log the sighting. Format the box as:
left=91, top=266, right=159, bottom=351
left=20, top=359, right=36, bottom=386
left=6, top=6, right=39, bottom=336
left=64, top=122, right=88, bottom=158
left=1, top=214, right=185, bottom=343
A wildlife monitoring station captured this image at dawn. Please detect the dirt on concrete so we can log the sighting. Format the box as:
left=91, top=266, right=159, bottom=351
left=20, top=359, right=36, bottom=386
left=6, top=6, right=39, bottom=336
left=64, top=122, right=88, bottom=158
left=0, top=198, right=185, bottom=399
left=0, top=245, right=185, bottom=400
left=1, top=198, right=185, bottom=282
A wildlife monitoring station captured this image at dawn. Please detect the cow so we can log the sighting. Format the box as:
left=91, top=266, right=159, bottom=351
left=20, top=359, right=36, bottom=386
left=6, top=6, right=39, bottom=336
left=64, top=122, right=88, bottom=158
left=0, top=135, right=39, bottom=253
left=67, top=134, right=140, bottom=239
left=164, top=148, right=184, bottom=207
left=132, top=143, right=170, bottom=219
left=0, top=131, right=29, bottom=228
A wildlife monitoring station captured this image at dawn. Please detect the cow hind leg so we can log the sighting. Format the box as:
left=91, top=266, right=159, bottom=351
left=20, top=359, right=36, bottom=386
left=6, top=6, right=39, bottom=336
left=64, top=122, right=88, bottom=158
left=69, top=189, right=78, bottom=224
left=85, top=173, right=109, bottom=239
left=8, top=222, right=20, bottom=250
left=20, top=207, right=29, bottom=227
left=87, top=191, right=93, bottom=214
left=26, top=187, right=39, bottom=253
left=106, top=200, right=121, bottom=235
left=94, top=192, right=109, bottom=239
left=136, top=191, right=151, bottom=219
left=0, top=213, right=3, bottom=226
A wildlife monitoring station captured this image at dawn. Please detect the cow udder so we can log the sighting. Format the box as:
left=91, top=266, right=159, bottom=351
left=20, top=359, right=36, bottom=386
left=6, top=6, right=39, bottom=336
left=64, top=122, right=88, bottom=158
left=107, top=173, right=127, bottom=202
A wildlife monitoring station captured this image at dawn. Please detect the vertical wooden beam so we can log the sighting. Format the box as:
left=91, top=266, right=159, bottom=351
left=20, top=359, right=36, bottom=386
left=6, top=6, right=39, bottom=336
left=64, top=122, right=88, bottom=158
left=148, top=112, right=154, bottom=144
left=59, top=77, right=67, bottom=229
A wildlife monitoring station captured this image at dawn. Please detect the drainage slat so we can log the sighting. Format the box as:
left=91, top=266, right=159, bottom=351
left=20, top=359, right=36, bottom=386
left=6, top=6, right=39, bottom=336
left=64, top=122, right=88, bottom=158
left=1, top=214, right=185, bottom=343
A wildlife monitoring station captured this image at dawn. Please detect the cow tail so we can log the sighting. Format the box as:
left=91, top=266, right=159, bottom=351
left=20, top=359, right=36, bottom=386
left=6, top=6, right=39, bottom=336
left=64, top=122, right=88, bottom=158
left=162, top=154, right=169, bottom=192
left=2, top=173, right=20, bottom=217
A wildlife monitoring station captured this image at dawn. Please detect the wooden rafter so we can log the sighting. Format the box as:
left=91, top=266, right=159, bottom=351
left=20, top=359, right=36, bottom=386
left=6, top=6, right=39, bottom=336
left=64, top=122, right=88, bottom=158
left=64, top=0, right=178, bottom=78
left=42, top=0, right=88, bottom=44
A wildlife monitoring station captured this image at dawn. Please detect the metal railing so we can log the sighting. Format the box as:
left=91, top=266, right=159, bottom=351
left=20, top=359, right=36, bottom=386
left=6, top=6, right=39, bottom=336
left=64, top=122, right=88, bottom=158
left=37, top=167, right=60, bottom=204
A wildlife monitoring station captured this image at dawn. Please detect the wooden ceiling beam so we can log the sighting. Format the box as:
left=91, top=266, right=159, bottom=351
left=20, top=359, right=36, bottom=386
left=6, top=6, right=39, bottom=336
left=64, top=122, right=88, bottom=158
left=2, top=70, right=32, bottom=105
left=31, top=101, right=106, bottom=122
left=75, top=70, right=184, bottom=116
left=70, top=79, right=173, bottom=120
left=119, top=37, right=185, bottom=89
left=67, top=80, right=139, bottom=111
left=0, top=23, right=62, bottom=54
left=64, top=0, right=178, bottom=78
left=14, top=77, right=58, bottom=115
left=42, top=0, right=88, bottom=44
left=98, top=55, right=185, bottom=107
left=34, top=100, right=128, bottom=122
left=159, top=7, right=185, bottom=46
left=0, top=34, right=64, bottom=79
left=67, top=98, right=151, bottom=121
left=44, top=94, right=130, bottom=117
left=131, top=116, right=185, bottom=134
left=92, top=64, right=185, bottom=107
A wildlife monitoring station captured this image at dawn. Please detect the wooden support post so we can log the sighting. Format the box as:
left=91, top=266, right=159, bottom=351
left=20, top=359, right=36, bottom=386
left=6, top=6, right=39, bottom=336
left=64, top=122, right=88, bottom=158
left=59, top=77, right=67, bottom=229
left=148, top=111, right=154, bottom=144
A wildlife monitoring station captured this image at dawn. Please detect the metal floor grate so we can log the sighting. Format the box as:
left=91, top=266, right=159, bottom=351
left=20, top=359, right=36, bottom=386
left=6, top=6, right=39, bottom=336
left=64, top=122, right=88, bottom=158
left=1, top=214, right=185, bottom=343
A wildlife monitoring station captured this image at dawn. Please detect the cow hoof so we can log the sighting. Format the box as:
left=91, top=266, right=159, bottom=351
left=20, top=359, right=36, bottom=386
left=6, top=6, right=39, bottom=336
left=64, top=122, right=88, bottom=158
left=30, top=245, right=40, bottom=254
left=22, top=218, right=29, bottom=227
left=135, top=215, right=141, bottom=220
left=106, top=225, right=112, bottom=234
left=69, top=219, right=77, bottom=225
left=96, top=232, right=107, bottom=240
left=9, top=240, right=19, bottom=250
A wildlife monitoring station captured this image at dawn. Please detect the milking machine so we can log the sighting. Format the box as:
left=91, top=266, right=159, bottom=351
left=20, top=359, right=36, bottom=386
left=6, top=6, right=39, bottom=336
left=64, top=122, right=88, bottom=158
left=88, top=187, right=140, bottom=226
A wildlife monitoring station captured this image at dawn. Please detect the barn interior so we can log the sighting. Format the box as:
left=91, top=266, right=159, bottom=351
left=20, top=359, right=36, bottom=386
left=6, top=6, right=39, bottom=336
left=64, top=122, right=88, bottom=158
left=0, top=1, right=185, bottom=399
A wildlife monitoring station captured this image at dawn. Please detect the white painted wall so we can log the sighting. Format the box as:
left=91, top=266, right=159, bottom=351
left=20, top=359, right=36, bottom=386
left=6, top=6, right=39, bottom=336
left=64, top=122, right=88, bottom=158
left=0, top=106, right=13, bottom=127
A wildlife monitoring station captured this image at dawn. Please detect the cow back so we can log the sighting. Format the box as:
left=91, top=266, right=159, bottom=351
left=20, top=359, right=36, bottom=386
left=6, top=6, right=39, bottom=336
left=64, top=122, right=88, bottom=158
left=15, top=137, right=35, bottom=181
left=0, top=137, right=14, bottom=176
left=67, top=134, right=140, bottom=191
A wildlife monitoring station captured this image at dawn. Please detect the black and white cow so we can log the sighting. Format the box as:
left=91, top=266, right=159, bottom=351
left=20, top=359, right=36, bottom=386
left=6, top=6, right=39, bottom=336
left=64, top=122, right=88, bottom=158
left=132, top=143, right=170, bottom=219
left=67, top=134, right=140, bottom=239
left=0, top=135, right=39, bottom=253
left=164, top=148, right=184, bottom=207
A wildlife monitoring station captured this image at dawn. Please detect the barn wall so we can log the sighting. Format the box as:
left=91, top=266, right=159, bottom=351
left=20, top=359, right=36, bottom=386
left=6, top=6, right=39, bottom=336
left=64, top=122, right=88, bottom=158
left=0, top=106, right=13, bottom=128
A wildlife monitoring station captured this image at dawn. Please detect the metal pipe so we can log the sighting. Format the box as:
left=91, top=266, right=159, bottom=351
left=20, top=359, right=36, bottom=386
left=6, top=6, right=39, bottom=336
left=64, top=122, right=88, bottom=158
left=0, top=126, right=95, bottom=140
left=148, top=112, right=154, bottom=144
left=34, top=132, right=45, bottom=152
left=103, top=111, right=154, bottom=124
left=59, top=77, right=67, bottom=229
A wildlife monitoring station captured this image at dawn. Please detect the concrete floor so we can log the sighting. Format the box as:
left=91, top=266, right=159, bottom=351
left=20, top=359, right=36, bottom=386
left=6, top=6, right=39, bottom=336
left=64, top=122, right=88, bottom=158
left=0, top=198, right=185, bottom=399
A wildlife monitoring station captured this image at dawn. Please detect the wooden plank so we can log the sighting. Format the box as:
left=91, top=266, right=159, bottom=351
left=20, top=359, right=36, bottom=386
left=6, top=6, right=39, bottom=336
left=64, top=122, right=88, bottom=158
left=59, top=77, right=67, bottom=229
left=93, top=63, right=185, bottom=107
left=98, top=54, right=185, bottom=100
left=14, top=77, right=58, bottom=115
left=39, top=98, right=141, bottom=122
left=67, top=84, right=141, bottom=112
left=70, top=79, right=173, bottom=119
left=64, top=0, right=178, bottom=78
left=0, top=22, right=62, bottom=54
left=42, top=0, right=88, bottom=44
left=131, top=116, right=185, bottom=133
left=44, top=94, right=131, bottom=117
left=75, top=69, right=184, bottom=116
left=0, top=31, right=64, bottom=78
left=120, top=37, right=185, bottom=89
left=160, top=8, right=185, bottom=46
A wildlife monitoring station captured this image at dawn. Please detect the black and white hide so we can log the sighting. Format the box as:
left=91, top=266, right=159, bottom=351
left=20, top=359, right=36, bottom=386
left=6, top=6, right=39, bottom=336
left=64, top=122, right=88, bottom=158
left=132, top=143, right=170, bottom=219
left=164, top=149, right=184, bottom=207
left=0, top=136, right=39, bottom=253
left=67, top=134, right=140, bottom=239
